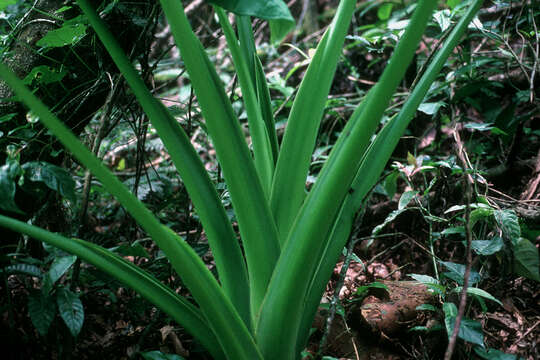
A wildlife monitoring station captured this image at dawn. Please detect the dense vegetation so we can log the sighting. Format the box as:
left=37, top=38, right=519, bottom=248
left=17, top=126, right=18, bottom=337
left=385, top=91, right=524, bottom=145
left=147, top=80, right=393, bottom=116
left=0, top=0, right=538, bottom=359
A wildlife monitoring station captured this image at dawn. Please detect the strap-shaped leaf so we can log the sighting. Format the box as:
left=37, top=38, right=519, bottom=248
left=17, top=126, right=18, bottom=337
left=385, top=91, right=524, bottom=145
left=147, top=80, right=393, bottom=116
left=256, top=2, right=438, bottom=358
left=216, top=8, right=274, bottom=197
left=0, top=61, right=261, bottom=360
left=296, top=0, right=485, bottom=351
left=254, top=55, right=279, bottom=164
left=229, top=14, right=281, bottom=164
left=0, top=215, right=224, bottom=360
left=270, top=0, right=356, bottom=245
left=160, top=0, right=279, bottom=319
left=74, top=0, right=250, bottom=327
left=236, top=15, right=257, bottom=84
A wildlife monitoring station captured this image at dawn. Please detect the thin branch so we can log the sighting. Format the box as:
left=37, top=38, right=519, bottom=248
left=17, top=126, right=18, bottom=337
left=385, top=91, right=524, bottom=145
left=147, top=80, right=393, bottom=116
left=444, top=128, right=475, bottom=360
left=528, top=6, right=539, bottom=103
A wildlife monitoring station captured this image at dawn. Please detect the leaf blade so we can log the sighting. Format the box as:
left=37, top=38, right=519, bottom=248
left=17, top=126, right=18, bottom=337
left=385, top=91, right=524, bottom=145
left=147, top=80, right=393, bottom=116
left=0, top=58, right=259, bottom=359
left=75, top=0, right=252, bottom=327
left=28, top=291, right=56, bottom=336
left=48, top=255, right=77, bottom=284
left=56, top=287, right=84, bottom=337
left=216, top=9, right=274, bottom=196
left=257, top=2, right=438, bottom=357
left=0, top=215, right=225, bottom=360
left=160, top=0, right=279, bottom=320
left=295, top=0, right=484, bottom=351
left=270, top=0, right=357, bottom=245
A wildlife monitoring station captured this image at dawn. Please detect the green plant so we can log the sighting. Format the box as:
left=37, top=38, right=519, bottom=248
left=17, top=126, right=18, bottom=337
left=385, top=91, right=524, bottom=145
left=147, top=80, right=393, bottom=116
left=1, top=248, right=83, bottom=337
left=0, top=0, right=484, bottom=358
left=379, top=159, right=538, bottom=358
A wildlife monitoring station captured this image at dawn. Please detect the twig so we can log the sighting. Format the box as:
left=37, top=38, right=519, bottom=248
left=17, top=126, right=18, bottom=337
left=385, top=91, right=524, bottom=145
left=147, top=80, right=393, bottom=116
left=184, top=0, right=204, bottom=15
left=528, top=6, right=539, bottom=103
left=444, top=131, right=475, bottom=360
left=367, top=239, right=407, bottom=264
left=512, top=319, right=540, bottom=346
left=350, top=326, right=360, bottom=360
left=317, top=234, right=359, bottom=356
left=520, top=148, right=540, bottom=200
left=317, top=205, right=367, bottom=356
left=452, top=127, right=474, bottom=184
left=71, top=73, right=120, bottom=289
left=294, top=0, right=311, bottom=43
left=2, top=0, right=40, bottom=52
left=79, top=74, right=119, bottom=223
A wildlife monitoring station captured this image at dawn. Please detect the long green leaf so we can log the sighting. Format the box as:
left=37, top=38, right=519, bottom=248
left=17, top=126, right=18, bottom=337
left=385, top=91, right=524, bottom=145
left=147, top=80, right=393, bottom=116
left=254, top=55, right=280, bottom=164
left=294, top=203, right=351, bottom=354
left=236, top=15, right=281, bottom=164
left=238, top=14, right=280, bottom=164
left=0, top=62, right=261, bottom=360
left=159, top=0, right=279, bottom=319
left=346, top=0, right=485, bottom=214
left=237, top=15, right=257, bottom=84
left=256, top=1, right=438, bottom=358
left=297, top=0, right=484, bottom=352
left=235, top=12, right=279, bottom=163
left=74, top=0, right=251, bottom=325
left=270, top=0, right=356, bottom=245
left=216, top=8, right=274, bottom=197
left=0, top=215, right=224, bottom=359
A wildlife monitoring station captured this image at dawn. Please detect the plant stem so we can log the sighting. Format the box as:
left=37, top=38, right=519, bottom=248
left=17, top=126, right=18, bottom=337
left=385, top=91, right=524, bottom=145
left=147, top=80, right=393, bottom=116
left=444, top=136, right=474, bottom=360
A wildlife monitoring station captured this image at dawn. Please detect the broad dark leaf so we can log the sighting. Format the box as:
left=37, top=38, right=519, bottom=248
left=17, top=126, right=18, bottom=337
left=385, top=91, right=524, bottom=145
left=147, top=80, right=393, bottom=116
left=0, top=160, right=23, bottom=213
left=56, top=287, right=84, bottom=337
left=206, top=0, right=294, bottom=43
left=475, top=347, right=520, bottom=360
left=471, top=237, right=504, bottom=256
left=513, top=238, right=540, bottom=282
left=494, top=209, right=521, bottom=243
left=28, top=291, right=56, bottom=336
left=443, top=302, right=484, bottom=347
left=140, top=350, right=185, bottom=360
left=3, top=263, right=42, bottom=278
left=112, top=243, right=150, bottom=258
left=22, top=161, right=76, bottom=202
left=48, top=255, right=77, bottom=284
left=441, top=261, right=481, bottom=285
